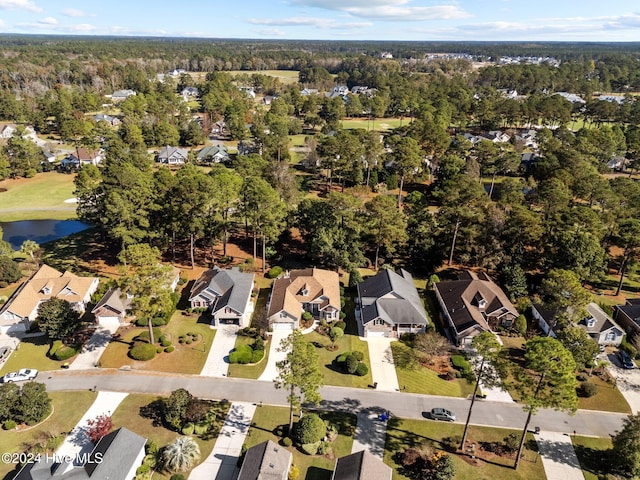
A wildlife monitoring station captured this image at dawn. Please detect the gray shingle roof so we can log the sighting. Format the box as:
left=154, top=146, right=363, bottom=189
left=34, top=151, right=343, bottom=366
left=189, top=267, right=254, bottom=315
left=581, top=302, right=624, bottom=335
left=357, top=269, right=429, bottom=327
left=91, top=288, right=132, bottom=317
left=331, top=451, right=392, bottom=480
left=238, top=440, right=291, bottom=480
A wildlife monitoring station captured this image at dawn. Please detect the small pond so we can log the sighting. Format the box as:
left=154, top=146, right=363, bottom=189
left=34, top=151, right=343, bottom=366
left=0, top=220, right=92, bottom=250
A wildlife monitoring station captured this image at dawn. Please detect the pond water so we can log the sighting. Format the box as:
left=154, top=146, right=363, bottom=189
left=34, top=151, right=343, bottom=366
left=0, top=220, right=92, bottom=250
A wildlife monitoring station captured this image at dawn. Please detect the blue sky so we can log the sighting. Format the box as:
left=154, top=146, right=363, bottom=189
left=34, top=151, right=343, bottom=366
left=0, top=0, right=639, bottom=41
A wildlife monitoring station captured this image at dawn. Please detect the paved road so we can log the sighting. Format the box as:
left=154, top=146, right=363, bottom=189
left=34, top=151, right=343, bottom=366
left=40, top=369, right=626, bottom=438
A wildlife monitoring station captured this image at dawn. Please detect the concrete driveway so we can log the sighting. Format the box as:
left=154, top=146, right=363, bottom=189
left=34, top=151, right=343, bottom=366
left=200, top=325, right=237, bottom=377
left=364, top=337, right=399, bottom=391
left=351, top=408, right=388, bottom=459
left=606, top=352, right=640, bottom=413
left=257, top=330, right=291, bottom=382
left=69, top=325, right=119, bottom=370
left=535, top=430, right=585, bottom=480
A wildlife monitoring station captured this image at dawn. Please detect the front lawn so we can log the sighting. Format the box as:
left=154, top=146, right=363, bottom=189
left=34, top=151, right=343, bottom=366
left=245, top=405, right=357, bottom=480
left=111, top=393, right=229, bottom=480
left=0, top=390, right=97, bottom=479
left=577, top=372, right=631, bottom=413
left=305, top=331, right=373, bottom=388
left=98, top=312, right=216, bottom=374
left=572, top=435, right=612, bottom=480
left=0, top=334, right=67, bottom=375
left=385, top=417, right=545, bottom=480
left=391, top=342, right=474, bottom=397
left=227, top=334, right=270, bottom=379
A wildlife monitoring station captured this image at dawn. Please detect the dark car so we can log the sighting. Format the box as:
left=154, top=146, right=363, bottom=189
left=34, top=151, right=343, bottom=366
left=0, top=346, right=10, bottom=363
left=618, top=350, right=635, bottom=369
left=429, top=408, right=456, bottom=422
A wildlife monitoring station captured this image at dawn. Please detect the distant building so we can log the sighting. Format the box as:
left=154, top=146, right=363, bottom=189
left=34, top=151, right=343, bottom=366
left=110, top=89, right=136, bottom=102
left=157, top=146, right=189, bottom=165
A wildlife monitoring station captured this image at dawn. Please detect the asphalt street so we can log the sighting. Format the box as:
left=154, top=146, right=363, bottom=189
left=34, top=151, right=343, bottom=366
left=42, top=369, right=626, bottom=437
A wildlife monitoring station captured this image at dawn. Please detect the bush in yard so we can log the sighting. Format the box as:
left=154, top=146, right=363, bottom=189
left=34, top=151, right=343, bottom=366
left=86, top=414, right=114, bottom=443
left=136, top=464, right=150, bottom=475
left=288, top=464, right=300, bottom=480
left=152, top=317, right=167, bottom=326
left=54, top=345, right=78, bottom=361
left=250, top=349, right=264, bottom=363
left=334, top=320, right=346, bottom=331
left=156, top=347, right=163, bottom=353
left=282, top=437, right=293, bottom=447
left=294, top=413, right=325, bottom=444
left=136, top=328, right=163, bottom=343
left=345, top=354, right=359, bottom=374
left=130, top=343, right=157, bottom=361
left=254, top=337, right=265, bottom=350
left=229, top=345, right=253, bottom=364
left=181, top=423, right=195, bottom=435
left=160, top=337, right=172, bottom=347
left=450, top=355, right=471, bottom=374
left=0, top=256, right=22, bottom=284
left=301, top=441, right=321, bottom=455
left=194, top=423, right=209, bottom=435
left=352, top=351, right=364, bottom=361
left=3, top=420, right=16, bottom=430
left=170, top=475, right=185, bottom=480
left=317, top=441, right=331, bottom=455
left=335, top=353, right=348, bottom=364
left=165, top=346, right=175, bottom=353
left=48, top=340, right=63, bottom=357
left=578, top=381, right=598, bottom=397
left=348, top=268, right=363, bottom=287
left=355, top=363, right=368, bottom=376
left=267, top=266, right=283, bottom=279
left=329, top=327, right=343, bottom=343
left=302, top=311, right=313, bottom=322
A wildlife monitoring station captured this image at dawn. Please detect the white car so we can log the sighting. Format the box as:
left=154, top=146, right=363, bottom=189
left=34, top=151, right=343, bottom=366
left=2, top=368, right=38, bottom=383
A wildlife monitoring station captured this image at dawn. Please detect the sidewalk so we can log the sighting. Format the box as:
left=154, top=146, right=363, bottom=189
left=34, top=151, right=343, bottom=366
left=351, top=409, right=388, bottom=459
left=257, top=330, right=290, bottom=382
left=200, top=326, right=236, bottom=377
left=69, top=325, right=119, bottom=370
left=364, top=337, right=400, bottom=392
left=189, top=402, right=257, bottom=480
left=56, top=391, right=128, bottom=468
left=535, top=430, right=585, bottom=480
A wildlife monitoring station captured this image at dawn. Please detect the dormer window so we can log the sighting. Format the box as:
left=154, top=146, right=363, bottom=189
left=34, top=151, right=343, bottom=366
left=473, top=292, right=487, bottom=310
left=586, top=317, right=596, bottom=328
left=41, top=286, right=51, bottom=294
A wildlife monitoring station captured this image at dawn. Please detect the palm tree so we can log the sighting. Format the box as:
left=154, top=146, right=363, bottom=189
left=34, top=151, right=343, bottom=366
left=162, top=436, right=201, bottom=473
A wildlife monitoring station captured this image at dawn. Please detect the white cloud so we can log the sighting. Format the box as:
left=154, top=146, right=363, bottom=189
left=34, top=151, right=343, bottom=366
left=68, top=23, right=96, bottom=32
left=0, top=0, right=40, bottom=12
left=38, top=16, right=57, bottom=25
left=62, top=8, right=86, bottom=17
left=253, top=28, right=286, bottom=36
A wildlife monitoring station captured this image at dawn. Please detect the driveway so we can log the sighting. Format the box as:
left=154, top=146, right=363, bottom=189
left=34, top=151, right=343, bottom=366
left=351, top=408, right=388, bottom=459
left=606, top=352, right=640, bottom=413
left=189, top=402, right=257, bottom=480
left=200, top=325, right=237, bottom=377
left=69, top=325, right=119, bottom=370
left=535, top=430, right=585, bottom=480
left=257, top=330, right=291, bottom=382
left=364, top=337, right=400, bottom=392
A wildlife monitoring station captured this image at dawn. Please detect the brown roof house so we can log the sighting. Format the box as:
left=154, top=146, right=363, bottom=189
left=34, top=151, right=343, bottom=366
left=238, top=440, right=292, bottom=480
left=434, top=271, right=518, bottom=346
left=0, top=264, right=99, bottom=334
left=331, top=451, right=392, bottom=480
left=615, top=298, right=640, bottom=335
left=356, top=269, right=429, bottom=338
left=267, top=268, right=340, bottom=331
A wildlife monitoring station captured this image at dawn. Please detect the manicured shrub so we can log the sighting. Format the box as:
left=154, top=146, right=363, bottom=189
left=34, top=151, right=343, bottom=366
left=578, top=381, right=598, bottom=398
left=48, top=340, right=63, bottom=357
left=294, top=413, right=325, bottom=444
left=134, top=318, right=147, bottom=327
left=3, top=420, right=17, bottom=430
left=335, top=353, right=348, bottom=364
left=301, top=442, right=321, bottom=455
left=329, top=327, right=344, bottom=343
left=160, top=336, right=172, bottom=347
left=251, top=349, right=264, bottom=363
left=170, top=475, right=185, bottom=480
left=165, top=346, right=175, bottom=353
left=181, top=422, right=195, bottom=435
left=0, top=256, right=21, bottom=284
left=576, top=373, right=588, bottom=382
left=54, top=345, right=78, bottom=361
left=451, top=355, right=471, bottom=374
left=353, top=351, right=364, bottom=362
left=152, top=317, right=167, bottom=326
left=136, top=464, right=150, bottom=475
left=345, top=354, right=358, bottom=374
left=317, top=441, right=331, bottom=455
left=230, top=345, right=253, bottom=364
left=136, top=328, right=163, bottom=343
left=355, top=363, right=369, bottom=376
left=186, top=340, right=192, bottom=345
left=266, top=266, right=283, bottom=279
left=129, top=343, right=157, bottom=361
left=194, top=422, right=209, bottom=435
left=146, top=440, right=159, bottom=455
left=254, top=337, right=265, bottom=351
left=282, top=437, right=293, bottom=447
left=156, top=347, right=163, bottom=353
left=339, top=312, right=346, bottom=320
left=334, top=321, right=346, bottom=331
left=302, top=311, right=313, bottom=321
left=179, top=336, right=185, bottom=344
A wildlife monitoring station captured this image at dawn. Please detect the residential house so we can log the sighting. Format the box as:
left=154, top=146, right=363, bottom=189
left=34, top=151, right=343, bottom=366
left=380, top=52, right=393, bottom=59
left=110, top=89, right=136, bottom=102
left=210, top=120, right=226, bottom=135
left=267, top=268, right=341, bottom=330
left=484, top=130, right=511, bottom=143
left=615, top=299, right=640, bottom=335
left=238, top=440, right=292, bottom=480
left=461, top=132, right=482, bottom=145
left=61, top=148, right=104, bottom=168
left=0, top=264, right=99, bottom=334
left=1, top=124, right=16, bottom=138
left=514, top=129, right=538, bottom=149
left=237, top=140, right=258, bottom=156
left=169, top=68, right=187, bottom=76
left=300, top=88, right=319, bottom=96
left=531, top=302, right=559, bottom=337
left=597, top=95, right=626, bottom=104
left=356, top=269, right=429, bottom=338
left=181, top=86, right=200, bottom=98
left=239, top=86, right=256, bottom=99
left=579, top=303, right=624, bottom=346
left=14, top=427, right=146, bottom=480
left=157, top=146, right=189, bottom=165
left=554, top=92, right=586, bottom=104
left=434, top=271, right=519, bottom=346
left=91, top=288, right=133, bottom=327
left=93, top=113, right=121, bottom=126
left=197, top=145, right=229, bottom=163
left=188, top=267, right=255, bottom=327
left=331, top=451, right=392, bottom=480
left=41, top=148, right=55, bottom=163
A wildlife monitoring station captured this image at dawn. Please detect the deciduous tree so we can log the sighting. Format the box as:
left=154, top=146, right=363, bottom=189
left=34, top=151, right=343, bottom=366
left=36, top=298, right=81, bottom=340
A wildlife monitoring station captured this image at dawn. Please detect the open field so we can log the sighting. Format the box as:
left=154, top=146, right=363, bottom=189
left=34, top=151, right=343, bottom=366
left=227, top=70, right=300, bottom=84
left=0, top=172, right=77, bottom=222
left=0, top=391, right=97, bottom=479
left=245, top=405, right=357, bottom=480
left=341, top=117, right=408, bottom=131
left=385, top=417, right=544, bottom=480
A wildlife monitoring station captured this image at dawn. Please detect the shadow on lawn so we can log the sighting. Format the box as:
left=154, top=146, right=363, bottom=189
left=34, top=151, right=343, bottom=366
left=573, top=444, right=612, bottom=478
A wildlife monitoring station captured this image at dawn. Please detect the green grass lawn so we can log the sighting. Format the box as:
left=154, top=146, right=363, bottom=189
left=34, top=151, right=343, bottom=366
left=0, top=172, right=77, bottom=221
left=340, top=117, right=407, bottom=131
left=0, top=334, right=68, bottom=376
left=0, top=390, right=97, bottom=479
left=245, top=405, right=357, bottom=480
left=227, top=70, right=300, bottom=84
left=305, top=331, right=373, bottom=388
left=572, top=435, right=612, bottom=480
left=111, top=393, right=230, bottom=480
left=385, top=417, right=544, bottom=480
left=98, top=312, right=216, bottom=374
left=577, top=372, right=631, bottom=413
left=391, top=343, right=474, bottom=397
left=228, top=334, right=270, bottom=379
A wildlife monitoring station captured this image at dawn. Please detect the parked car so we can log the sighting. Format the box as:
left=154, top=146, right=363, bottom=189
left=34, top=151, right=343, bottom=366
left=429, top=408, right=456, bottom=422
left=0, top=346, right=11, bottom=363
left=2, top=368, right=38, bottom=383
left=617, top=350, right=635, bottom=369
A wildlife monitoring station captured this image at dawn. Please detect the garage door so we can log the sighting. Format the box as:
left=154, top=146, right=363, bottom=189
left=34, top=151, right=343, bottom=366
left=367, top=331, right=388, bottom=338
left=98, top=316, right=121, bottom=327
left=219, top=318, right=240, bottom=325
left=272, top=322, right=294, bottom=331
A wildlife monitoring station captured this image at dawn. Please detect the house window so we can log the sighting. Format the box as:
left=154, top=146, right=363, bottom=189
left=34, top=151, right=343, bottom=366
left=605, top=332, right=616, bottom=341
left=374, top=319, right=385, bottom=326
left=586, top=318, right=596, bottom=328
